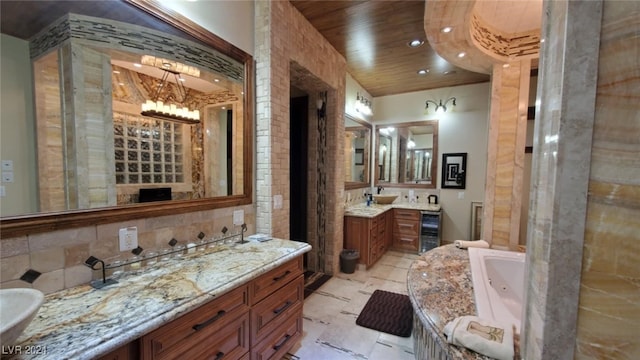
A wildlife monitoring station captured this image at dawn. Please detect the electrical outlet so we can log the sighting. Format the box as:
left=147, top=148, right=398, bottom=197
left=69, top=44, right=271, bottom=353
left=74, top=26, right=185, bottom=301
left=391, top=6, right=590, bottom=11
left=119, top=227, right=138, bottom=251
left=233, top=209, right=244, bottom=225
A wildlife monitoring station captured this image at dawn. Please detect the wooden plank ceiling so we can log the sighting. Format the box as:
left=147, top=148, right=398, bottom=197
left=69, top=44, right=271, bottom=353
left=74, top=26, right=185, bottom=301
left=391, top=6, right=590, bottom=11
left=290, top=0, right=490, bottom=97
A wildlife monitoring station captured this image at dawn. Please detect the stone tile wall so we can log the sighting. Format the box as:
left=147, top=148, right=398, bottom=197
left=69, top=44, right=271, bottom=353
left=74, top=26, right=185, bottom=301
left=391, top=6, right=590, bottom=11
left=0, top=205, right=255, bottom=294
left=255, top=1, right=346, bottom=274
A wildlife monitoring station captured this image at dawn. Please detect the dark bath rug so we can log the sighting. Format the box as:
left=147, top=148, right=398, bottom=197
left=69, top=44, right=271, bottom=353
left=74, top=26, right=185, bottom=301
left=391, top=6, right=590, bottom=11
left=356, top=289, right=413, bottom=337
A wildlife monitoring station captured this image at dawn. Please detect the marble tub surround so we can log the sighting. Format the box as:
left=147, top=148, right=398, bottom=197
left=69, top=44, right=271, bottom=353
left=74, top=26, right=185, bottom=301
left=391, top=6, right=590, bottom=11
left=6, top=239, right=310, bottom=360
left=408, top=244, right=518, bottom=360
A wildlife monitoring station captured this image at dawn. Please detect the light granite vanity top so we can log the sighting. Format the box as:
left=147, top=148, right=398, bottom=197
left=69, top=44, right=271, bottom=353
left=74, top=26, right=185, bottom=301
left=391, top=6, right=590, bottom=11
left=7, top=239, right=311, bottom=360
left=344, top=202, right=441, bottom=218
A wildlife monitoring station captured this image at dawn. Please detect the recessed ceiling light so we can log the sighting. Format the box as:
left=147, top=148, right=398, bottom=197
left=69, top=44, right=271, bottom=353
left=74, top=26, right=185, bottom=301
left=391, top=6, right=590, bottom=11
left=457, top=52, right=466, bottom=58
left=178, top=77, right=186, bottom=82
left=214, top=79, right=220, bottom=82
left=441, top=26, right=452, bottom=33
left=540, top=38, right=546, bottom=43
left=407, top=39, right=424, bottom=48
left=118, top=82, right=125, bottom=86
left=417, top=69, right=429, bottom=75
left=133, top=63, right=142, bottom=68
left=503, top=64, right=510, bottom=68
left=113, top=70, right=120, bottom=74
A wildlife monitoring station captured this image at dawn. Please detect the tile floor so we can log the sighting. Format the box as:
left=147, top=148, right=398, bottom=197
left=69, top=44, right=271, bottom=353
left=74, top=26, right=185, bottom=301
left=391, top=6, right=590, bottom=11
left=285, top=250, right=421, bottom=360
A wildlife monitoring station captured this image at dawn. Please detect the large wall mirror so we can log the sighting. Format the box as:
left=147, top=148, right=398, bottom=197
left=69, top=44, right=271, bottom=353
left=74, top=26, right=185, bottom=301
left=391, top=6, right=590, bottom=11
left=344, top=115, right=371, bottom=190
left=0, top=0, right=253, bottom=237
left=374, top=121, right=438, bottom=188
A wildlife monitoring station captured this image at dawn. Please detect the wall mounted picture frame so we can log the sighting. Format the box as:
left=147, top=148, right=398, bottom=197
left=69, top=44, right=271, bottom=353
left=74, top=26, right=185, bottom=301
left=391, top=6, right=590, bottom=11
left=442, top=153, right=467, bottom=189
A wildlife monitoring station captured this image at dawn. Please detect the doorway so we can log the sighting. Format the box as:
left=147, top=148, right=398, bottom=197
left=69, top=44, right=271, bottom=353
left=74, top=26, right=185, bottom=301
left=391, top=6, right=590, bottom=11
left=290, top=89, right=309, bottom=268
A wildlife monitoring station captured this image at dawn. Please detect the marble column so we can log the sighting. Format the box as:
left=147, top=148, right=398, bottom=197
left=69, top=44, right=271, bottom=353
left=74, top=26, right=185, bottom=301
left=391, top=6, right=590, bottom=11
left=483, top=60, right=530, bottom=250
left=522, top=1, right=603, bottom=358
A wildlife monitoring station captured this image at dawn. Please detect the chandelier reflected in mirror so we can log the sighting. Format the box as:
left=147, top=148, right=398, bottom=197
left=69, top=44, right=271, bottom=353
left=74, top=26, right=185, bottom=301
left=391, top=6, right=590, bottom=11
left=139, top=56, right=201, bottom=124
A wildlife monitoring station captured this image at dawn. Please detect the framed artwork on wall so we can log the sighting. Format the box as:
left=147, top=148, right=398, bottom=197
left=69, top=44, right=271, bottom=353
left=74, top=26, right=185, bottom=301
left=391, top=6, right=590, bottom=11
left=442, top=153, right=467, bottom=189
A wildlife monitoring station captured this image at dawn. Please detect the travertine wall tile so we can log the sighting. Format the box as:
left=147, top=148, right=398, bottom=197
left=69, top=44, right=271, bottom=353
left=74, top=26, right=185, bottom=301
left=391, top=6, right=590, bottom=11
left=30, top=248, right=65, bottom=273
left=0, top=254, right=30, bottom=282
left=255, top=1, right=346, bottom=273
left=0, top=236, right=29, bottom=258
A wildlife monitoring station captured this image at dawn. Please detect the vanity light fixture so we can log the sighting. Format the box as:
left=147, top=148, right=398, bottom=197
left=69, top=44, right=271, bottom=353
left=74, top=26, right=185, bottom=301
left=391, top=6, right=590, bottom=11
left=425, top=97, right=457, bottom=114
left=355, top=92, right=372, bottom=116
left=139, top=57, right=200, bottom=125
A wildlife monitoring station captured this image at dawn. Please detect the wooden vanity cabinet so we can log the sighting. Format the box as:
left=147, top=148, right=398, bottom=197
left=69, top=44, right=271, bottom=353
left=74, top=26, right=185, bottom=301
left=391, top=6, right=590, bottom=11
left=344, top=212, right=390, bottom=268
left=392, top=209, right=421, bottom=252
left=136, top=257, right=303, bottom=360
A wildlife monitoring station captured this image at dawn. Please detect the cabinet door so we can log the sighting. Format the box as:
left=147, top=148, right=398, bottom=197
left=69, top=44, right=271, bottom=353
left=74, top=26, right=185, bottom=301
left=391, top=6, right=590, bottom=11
left=344, top=216, right=371, bottom=265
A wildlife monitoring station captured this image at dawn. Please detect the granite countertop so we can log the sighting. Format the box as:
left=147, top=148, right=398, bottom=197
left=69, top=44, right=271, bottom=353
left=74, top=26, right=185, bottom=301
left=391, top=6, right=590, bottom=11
left=344, top=202, right=441, bottom=218
left=7, top=239, right=311, bottom=360
left=407, top=244, right=488, bottom=359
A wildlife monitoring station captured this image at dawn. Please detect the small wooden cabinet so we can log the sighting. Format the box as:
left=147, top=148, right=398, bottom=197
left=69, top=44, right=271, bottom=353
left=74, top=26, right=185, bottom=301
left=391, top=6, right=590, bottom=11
left=344, top=212, right=390, bottom=268
left=392, top=209, right=421, bottom=252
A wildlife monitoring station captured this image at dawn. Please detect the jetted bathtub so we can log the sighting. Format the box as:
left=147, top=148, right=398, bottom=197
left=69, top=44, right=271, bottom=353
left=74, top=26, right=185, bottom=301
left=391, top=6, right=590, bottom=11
left=468, top=247, right=526, bottom=334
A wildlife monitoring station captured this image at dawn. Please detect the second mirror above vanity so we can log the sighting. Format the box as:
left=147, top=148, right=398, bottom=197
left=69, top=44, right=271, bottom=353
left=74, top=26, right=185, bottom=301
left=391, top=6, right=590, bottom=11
left=345, top=114, right=371, bottom=190
left=375, top=120, right=438, bottom=188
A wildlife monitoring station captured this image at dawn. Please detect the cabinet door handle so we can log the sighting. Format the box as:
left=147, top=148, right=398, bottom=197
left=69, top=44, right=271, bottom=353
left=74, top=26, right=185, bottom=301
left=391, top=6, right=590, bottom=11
left=273, top=270, right=291, bottom=282
left=192, top=310, right=226, bottom=331
left=272, top=334, right=292, bottom=351
left=214, top=351, right=224, bottom=360
left=273, top=300, right=293, bottom=315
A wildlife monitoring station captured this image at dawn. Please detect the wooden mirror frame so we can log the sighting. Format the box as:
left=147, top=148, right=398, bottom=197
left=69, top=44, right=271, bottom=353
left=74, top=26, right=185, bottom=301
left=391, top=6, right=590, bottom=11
left=374, top=120, right=438, bottom=189
left=0, top=0, right=253, bottom=238
left=344, top=115, right=372, bottom=190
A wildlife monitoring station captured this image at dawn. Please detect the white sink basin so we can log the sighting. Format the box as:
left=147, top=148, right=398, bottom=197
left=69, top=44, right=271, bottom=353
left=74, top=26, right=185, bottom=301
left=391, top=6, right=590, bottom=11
left=0, top=288, right=44, bottom=345
left=373, top=194, right=398, bottom=204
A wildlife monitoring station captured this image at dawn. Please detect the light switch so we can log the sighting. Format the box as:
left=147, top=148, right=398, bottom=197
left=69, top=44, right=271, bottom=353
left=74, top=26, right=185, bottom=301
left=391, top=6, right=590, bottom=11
left=1, top=160, right=13, bottom=171
left=233, top=209, right=244, bottom=225
left=2, top=172, right=14, bottom=183
left=273, top=194, right=283, bottom=209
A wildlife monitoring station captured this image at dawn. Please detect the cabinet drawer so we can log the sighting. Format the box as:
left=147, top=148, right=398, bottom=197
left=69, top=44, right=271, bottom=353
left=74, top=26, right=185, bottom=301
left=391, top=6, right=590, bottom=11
left=394, top=209, right=420, bottom=221
left=249, top=257, right=303, bottom=305
left=393, top=233, right=419, bottom=251
left=143, top=311, right=249, bottom=360
left=251, top=308, right=303, bottom=360
left=141, top=285, right=249, bottom=359
left=394, top=220, right=420, bottom=235
left=251, top=275, right=303, bottom=344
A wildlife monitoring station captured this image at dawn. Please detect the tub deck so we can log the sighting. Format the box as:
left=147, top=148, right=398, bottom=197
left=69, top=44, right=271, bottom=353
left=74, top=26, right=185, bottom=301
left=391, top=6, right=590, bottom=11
left=407, top=244, right=520, bottom=359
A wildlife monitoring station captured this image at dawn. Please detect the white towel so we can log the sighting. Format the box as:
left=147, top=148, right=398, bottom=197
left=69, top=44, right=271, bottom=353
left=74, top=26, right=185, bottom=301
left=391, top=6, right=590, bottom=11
left=454, top=240, right=490, bottom=249
left=443, top=315, right=514, bottom=360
